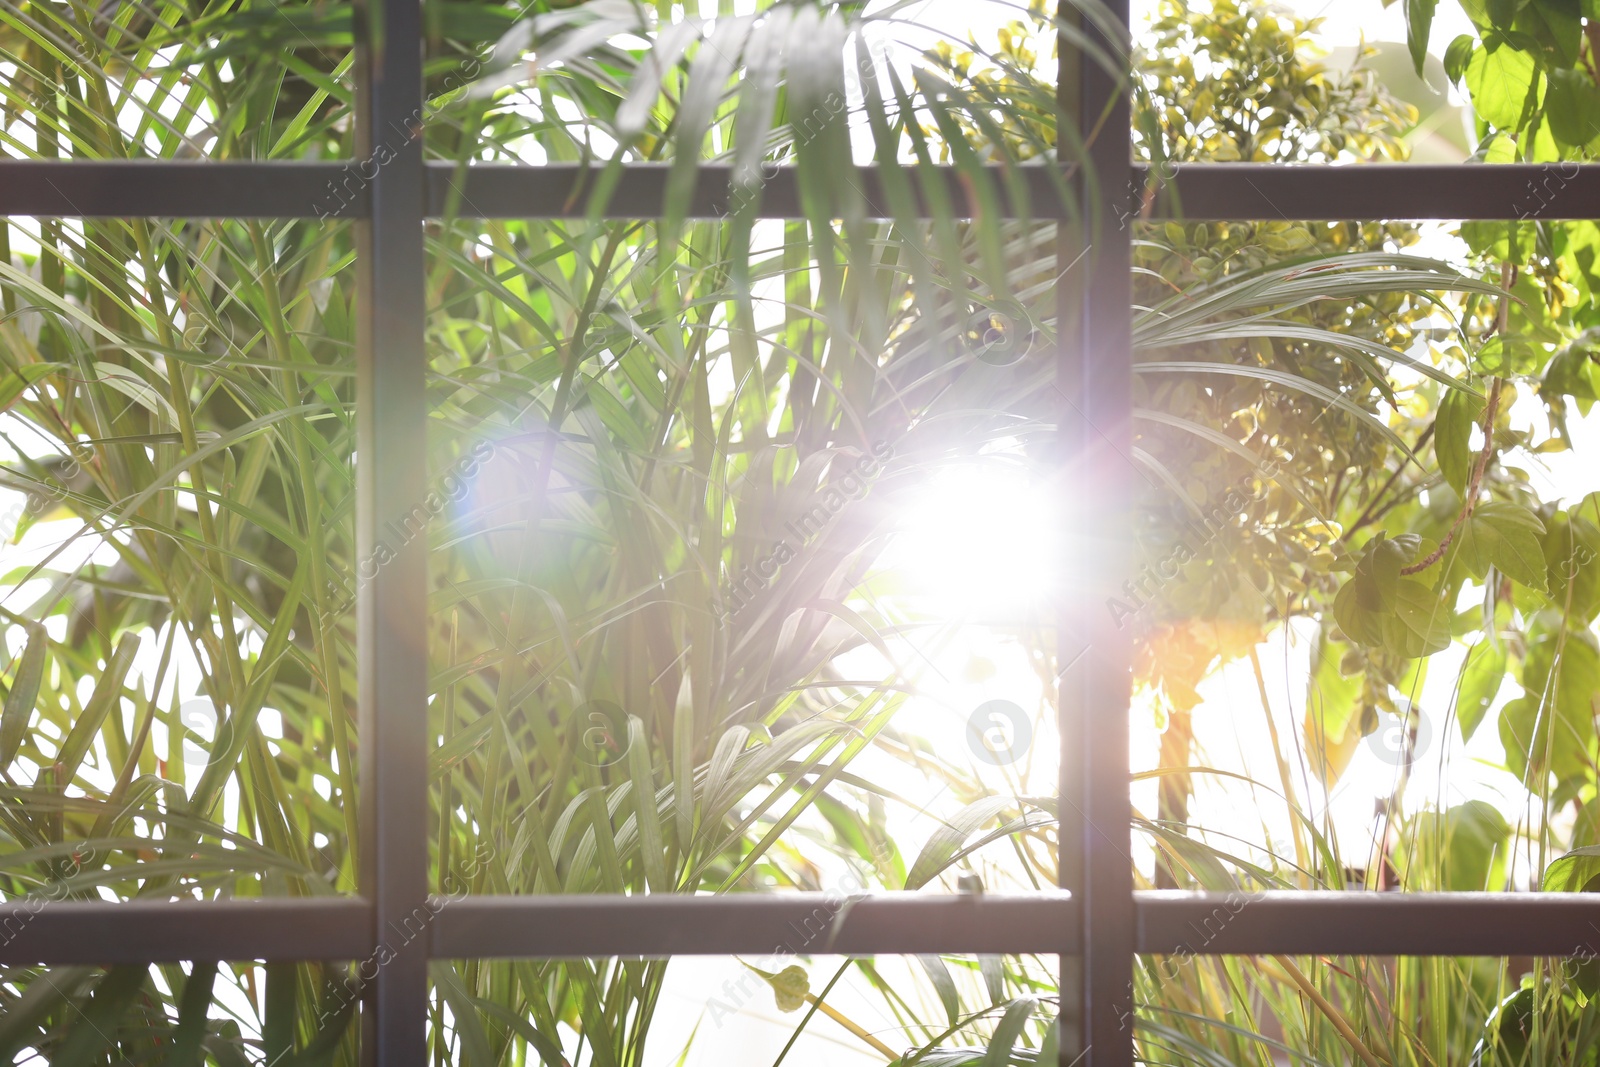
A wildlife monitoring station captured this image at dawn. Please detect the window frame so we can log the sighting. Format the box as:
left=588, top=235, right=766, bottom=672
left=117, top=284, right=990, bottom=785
left=3, top=3, right=1598, bottom=1065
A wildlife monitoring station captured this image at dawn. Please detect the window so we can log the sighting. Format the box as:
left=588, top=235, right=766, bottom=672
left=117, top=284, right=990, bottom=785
left=2, top=1, right=1595, bottom=1065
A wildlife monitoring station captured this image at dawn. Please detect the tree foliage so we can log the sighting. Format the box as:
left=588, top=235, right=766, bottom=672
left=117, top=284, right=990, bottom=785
left=5, top=1, right=1600, bottom=1065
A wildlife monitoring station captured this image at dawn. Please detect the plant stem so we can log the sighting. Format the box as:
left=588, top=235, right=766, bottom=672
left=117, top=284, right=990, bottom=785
left=1399, top=375, right=1503, bottom=576
left=1267, top=955, right=1386, bottom=1067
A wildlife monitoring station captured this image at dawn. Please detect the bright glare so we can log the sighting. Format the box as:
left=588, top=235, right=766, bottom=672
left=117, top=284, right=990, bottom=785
left=882, top=453, right=1057, bottom=621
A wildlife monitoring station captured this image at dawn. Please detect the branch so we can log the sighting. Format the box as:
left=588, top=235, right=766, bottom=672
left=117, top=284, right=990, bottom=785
left=1399, top=375, right=1503, bottom=576
left=1400, top=259, right=1514, bottom=577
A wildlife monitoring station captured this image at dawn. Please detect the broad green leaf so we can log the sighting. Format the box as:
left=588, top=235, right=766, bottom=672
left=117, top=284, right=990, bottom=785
left=1392, top=579, right=1453, bottom=656
left=1465, top=44, right=1541, bottom=130
left=1401, top=800, right=1509, bottom=891
left=1545, top=509, right=1600, bottom=620
left=1457, top=638, right=1508, bottom=741
left=1543, top=338, right=1600, bottom=402
left=1308, top=626, right=1363, bottom=739
left=1529, top=0, right=1583, bottom=66
left=1547, top=66, right=1600, bottom=147
left=1543, top=844, right=1600, bottom=891
left=1435, top=386, right=1484, bottom=494
left=1474, top=334, right=1544, bottom=376
left=1335, top=578, right=1386, bottom=648
left=1445, top=35, right=1477, bottom=83
left=1406, top=0, right=1439, bottom=76
left=1501, top=630, right=1599, bottom=785
left=1476, top=501, right=1549, bottom=590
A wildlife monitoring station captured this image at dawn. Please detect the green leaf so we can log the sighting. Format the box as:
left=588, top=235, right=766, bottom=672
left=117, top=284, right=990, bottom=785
left=1407, top=0, right=1439, bottom=75
left=1402, top=800, right=1510, bottom=891
left=50, top=966, right=148, bottom=1067
left=1350, top=533, right=1419, bottom=617
left=263, top=962, right=296, bottom=1065
left=1309, top=628, right=1364, bottom=741
left=1544, top=510, right=1600, bottom=620
left=0, top=363, right=58, bottom=412
left=473, top=998, right=568, bottom=1066
left=1475, top=334, right=1543, bottom=375
left=1445, top=35, right=1477, bottom=83
left=1466, top=44, right=1542, bottom=130
left=982, top=996, right=1038, bottom=1067
left=431, top=963, right=498, bottom=1067
left=1457, top=638, right=1507, bottom=741
left=55, top=632, right=141, bottom=785
left=1305, top=625, right=1367, bottom=785
left=168, top=962, right=218, bottom=1067
left=916, top=955, right=961, bottom=1026
left=1501, top=629, right=1600, bottom=784
left=1543, top=339, right=1600, bottom=401
left=905, top=796, right=1010, bottom=889
left=0, top=966, right=95, bottom=1062
left=1543, top=844, right=1600, bottom=891
left=1546, top=66, right=1600, bottom=146
left=1486, top=692, right=1543, bottom=796
left=1392, top=579, right=1453, bottom=656
left=1528, top=0, right=1584, bottom=66
left=625, top=715, right=668, bottom=893
left=1335, top=578, right=1386, bottom=648
left=1462, top=219, right=1536, bottom=260
left=0, top=621, right=46, bottom=767
left=1475, top=501, right=1549, bottom=590
left=1435, top=387, right=1485, bottom=494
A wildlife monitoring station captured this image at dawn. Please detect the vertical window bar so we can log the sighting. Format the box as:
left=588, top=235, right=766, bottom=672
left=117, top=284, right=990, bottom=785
left=1058, top=1, right=1135, bottom=1063
left=354, top=1, right=430, bottom=1064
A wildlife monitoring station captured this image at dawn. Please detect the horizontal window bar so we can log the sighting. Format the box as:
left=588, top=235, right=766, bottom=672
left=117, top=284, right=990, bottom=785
left=0, top=898, right=373, bottom=964
left=0, top=161, right=360, bottom=218
left=1144, top=163, right=1592, bottom=221
left=430, top=892, right=1078, bottom=959
left=1140, top=891, right=1600, bottom=956
left=1, top=160, right=1585, bottom=222
left=423, top=162, right=1070, bottom=220
left=6, top=892, right=1600, bottom=962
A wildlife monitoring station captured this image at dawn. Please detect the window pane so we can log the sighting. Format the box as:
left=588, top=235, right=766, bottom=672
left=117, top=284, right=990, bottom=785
left=0, top=960, right=359, bottom=1065
left=0, top=217, right=356, bottom=897
left=0, top=2, right=353, bottom=162
left=1126, top=215, right=1599, bottom=894
left=424, top=211, right=1063, bottom=896
left=432, top=952, right=1060, bottom=1066
left=418, top=0, right=1056, bottom=172
left=1137, top=953, right=1600, bottom=1067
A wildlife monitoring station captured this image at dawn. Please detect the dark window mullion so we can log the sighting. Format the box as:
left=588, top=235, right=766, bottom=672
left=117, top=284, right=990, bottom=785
left=1058, top=1, right=1136, bottom=1063
left=354, top=1, right=431, bottom=1065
